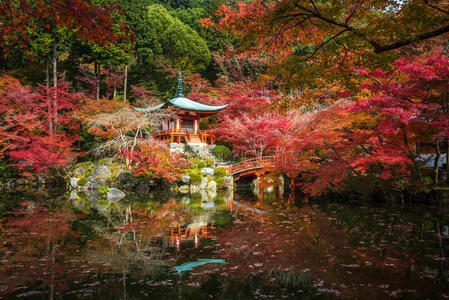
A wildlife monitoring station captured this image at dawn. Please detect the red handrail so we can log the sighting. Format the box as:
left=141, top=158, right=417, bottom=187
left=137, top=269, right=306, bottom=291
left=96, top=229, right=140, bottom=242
left=228, top=156, right=275, bottom=175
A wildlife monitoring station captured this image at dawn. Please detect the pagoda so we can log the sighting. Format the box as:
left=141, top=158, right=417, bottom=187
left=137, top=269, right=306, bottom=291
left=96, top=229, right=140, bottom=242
left=136, top=72, right=228, bottom=145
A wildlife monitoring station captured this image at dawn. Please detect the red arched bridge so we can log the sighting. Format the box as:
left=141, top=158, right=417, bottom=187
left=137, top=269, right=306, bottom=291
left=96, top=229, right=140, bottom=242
left=228, top=156, right=275, bottom=181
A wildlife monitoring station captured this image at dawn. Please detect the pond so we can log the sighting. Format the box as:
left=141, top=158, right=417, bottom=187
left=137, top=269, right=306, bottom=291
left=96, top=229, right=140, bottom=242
left=0, top=187, right=448, bottom=299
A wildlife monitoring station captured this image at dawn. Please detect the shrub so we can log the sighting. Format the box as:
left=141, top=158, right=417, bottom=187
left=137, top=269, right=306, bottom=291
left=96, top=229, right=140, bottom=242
left=213, top=145, right=231, bottom=161
left=122, top=144, right=191, bottom=182
left=189, top=170, right=203, bottom=185
left=215, top=177, right=225, bottom=189
left=215, top=167, right=227, bottom=178
left=191, top=157, right=214, bottom=169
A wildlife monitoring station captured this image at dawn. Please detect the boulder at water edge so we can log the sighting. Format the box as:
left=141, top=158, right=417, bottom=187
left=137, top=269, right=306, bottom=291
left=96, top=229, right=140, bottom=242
left=208, top=180, right=217, bottom=192
left=180, top=175, right=191, bottom=184
left=201, top=168, right=215, bottom=176
left=199, top=176, right=208, bottom=189
left=107, top=188, right=126, bottom=202
left=90, top=165, right=111, bottom=181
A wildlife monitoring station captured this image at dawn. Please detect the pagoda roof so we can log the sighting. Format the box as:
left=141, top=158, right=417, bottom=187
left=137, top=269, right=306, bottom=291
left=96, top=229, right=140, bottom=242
left=135, top=72, right=228, bottom=113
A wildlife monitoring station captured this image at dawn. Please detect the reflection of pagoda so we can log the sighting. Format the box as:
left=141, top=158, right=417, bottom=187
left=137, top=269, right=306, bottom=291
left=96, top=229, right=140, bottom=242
left=168, top=219, right=215, bottom=250
left=151, top=191, right=234, bottom=251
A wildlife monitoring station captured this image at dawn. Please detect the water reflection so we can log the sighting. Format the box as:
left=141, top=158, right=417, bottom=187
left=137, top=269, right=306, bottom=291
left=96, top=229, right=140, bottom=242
left=0, top=188, right=448, bottom=299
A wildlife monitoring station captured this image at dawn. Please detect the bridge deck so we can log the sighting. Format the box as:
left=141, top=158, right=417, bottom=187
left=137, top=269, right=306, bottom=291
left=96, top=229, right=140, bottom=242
left=228, top=156, right=275, bottom=176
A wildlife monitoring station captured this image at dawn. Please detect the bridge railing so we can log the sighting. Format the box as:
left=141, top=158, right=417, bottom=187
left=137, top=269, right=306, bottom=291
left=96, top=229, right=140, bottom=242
left=228, top=156, right=275, bottom=175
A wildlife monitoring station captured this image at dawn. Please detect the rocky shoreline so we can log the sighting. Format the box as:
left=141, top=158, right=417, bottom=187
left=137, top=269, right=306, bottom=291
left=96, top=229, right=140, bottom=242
left=66, top=161, right=234, bottom=203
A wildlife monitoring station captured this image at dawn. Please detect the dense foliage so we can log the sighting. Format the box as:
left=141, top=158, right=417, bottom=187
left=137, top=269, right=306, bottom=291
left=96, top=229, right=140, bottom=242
left=0, top=0, right=448, bottom=197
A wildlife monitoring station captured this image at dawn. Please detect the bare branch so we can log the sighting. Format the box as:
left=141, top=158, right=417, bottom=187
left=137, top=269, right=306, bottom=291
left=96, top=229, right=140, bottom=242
left=424, top=0, right=449, bottom=15
left=371, top=23, right=449, bottom=53
left=300, top=29, right=349, bottom=61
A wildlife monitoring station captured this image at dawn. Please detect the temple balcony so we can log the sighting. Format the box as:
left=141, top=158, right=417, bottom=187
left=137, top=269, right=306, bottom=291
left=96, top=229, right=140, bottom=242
left=153, top=129, right=215, bottom=145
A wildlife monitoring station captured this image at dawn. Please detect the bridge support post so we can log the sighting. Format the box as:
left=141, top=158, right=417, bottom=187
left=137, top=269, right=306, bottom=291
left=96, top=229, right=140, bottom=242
left=289, top=176, right=296, bottom=204
left=257, top=173, right=265, bottom=201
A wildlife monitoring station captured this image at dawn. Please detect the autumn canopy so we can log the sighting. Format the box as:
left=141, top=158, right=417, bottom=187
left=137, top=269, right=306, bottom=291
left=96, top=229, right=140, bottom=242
left=0, top=0, right=447, bottom=196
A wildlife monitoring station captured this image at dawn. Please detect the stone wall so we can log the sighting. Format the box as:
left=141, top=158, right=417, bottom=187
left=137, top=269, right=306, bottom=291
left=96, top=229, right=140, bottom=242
left=170, top=143, right=217, bottom=162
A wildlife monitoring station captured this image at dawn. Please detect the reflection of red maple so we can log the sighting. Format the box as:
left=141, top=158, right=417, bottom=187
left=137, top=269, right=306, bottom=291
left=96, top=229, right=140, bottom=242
left=0, top=202, right=80, bottom=296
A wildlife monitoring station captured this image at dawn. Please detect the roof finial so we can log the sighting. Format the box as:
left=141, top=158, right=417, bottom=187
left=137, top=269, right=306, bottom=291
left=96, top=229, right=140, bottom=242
left=176, top=71, right=184, bottom=97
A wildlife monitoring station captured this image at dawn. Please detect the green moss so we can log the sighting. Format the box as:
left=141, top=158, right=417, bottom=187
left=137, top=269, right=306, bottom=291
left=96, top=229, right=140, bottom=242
left=77, top=176, right=88, bottom=186
left=74, top=161, right=94, bottom=170
left=98, top=158, right=113, bottom=166
left=106, top=162, right=129, bottom=183
left=85, top=167, right=94, bottom=177
left=98, top=185, right=110, bottom=195
left=98, top=198, right=109, bottom=206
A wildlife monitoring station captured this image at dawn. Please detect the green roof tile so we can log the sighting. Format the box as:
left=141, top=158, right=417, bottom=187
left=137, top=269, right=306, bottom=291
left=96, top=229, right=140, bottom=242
left=134, top=72, right=228, bottom=113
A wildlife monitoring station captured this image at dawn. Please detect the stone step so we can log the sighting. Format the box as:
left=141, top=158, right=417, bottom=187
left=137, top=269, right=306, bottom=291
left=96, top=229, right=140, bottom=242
left=189, top=136, right=202, bottom=143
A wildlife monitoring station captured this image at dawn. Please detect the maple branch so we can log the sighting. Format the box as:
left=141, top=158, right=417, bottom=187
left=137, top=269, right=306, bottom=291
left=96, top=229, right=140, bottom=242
left=301, top=29, right=349, bottom=61
left=266, top=16, right=311, bottom=51
left=309, top=0, right=319, bottom=14
left=371, top=23, right=449, bottom=53
left=294, top=3, right=355, bottom=32
left=336, top=129, right=353, bottom=134
left=344, top=0, right=361, bottom=25
left=293, top=1, right=449, bottom=54
left=314, top=147, right=329, bottom=163
left=360, top=144, right=374, bottom=156
left=424, top=0, right=449, bottom=15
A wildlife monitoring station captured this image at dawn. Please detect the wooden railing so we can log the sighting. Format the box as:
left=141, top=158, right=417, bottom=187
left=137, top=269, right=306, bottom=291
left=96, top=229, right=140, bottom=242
left=153, top=129, right=215, bottom=145
left=154, top=129, right=190, bottom=143
left=199, top=130, right=215, bottom=145
left=228, top=156, right=275, bottom=175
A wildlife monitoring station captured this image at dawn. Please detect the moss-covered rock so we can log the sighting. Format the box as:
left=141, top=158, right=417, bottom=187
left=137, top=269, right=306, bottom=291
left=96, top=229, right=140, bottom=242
left=98, top=158, right=113, bottom=166
left=77, top=176, right=88, bottom=187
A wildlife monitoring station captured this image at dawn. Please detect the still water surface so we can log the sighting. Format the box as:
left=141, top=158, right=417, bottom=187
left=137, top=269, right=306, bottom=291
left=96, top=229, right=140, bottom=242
left=0, top=188, right=448, bottom=299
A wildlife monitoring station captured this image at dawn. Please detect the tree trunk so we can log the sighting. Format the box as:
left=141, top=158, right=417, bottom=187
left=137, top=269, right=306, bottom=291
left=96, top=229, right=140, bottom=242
left=45, top=59, right=50, bottom=88
left=113, top=86, right=117, bottom=99
left=416, top=142, right=423, bottom=183
left=52, top=42, right=58, bottom=133
left=123, top=64, right=128, bottom=101
left=434, top=137, right=441, bottom=185
left=95, top=62, right=101, bottom=100
left=447, top=137, right=449, bottom=183
left=45, top=58, right=52, bottom=133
